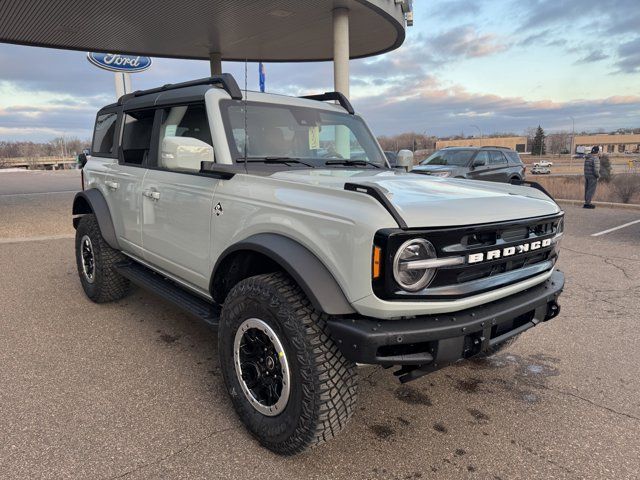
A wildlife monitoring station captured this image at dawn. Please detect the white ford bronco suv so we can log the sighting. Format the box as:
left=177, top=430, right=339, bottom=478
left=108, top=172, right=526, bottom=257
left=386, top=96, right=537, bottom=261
left=73, top=75, right=564, bottom=455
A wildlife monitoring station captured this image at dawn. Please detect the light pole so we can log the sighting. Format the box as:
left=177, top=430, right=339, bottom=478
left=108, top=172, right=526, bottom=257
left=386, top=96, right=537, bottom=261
left=470, top=124, right=482, bottom=142
left=570, top=116, right=575, bottom=169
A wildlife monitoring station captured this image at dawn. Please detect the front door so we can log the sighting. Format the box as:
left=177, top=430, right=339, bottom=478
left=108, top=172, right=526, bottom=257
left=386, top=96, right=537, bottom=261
left=140, top=103, right=219, bottom=291
left=468, top=151, right=491, bottom=181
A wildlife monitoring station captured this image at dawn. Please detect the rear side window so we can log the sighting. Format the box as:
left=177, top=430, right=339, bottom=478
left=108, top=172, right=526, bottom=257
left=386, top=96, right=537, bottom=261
left=506, top=151, right=523, bottom=164
left=489, top=150, right=508, bottom=165
left=121, top=110, right=155, bottom=165
left=91, top=112, right=118, bottom=156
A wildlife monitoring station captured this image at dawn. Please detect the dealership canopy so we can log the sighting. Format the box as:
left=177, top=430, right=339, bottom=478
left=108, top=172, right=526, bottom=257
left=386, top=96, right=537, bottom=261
left=0, top=0, right=412, bottom=96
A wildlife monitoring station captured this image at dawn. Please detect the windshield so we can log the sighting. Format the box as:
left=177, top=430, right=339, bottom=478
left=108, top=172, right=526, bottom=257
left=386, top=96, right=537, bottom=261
left=220, top=100, right=387, bottom=168
left=421, top=149, right=475, bottom=166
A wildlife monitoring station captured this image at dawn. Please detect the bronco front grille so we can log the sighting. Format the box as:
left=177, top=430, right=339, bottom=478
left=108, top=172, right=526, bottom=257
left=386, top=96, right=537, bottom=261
left=373, top=213, right=563, bottom=300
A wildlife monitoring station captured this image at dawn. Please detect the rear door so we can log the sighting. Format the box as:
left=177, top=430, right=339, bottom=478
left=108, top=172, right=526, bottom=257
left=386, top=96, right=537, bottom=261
left=105, top=109, right=156, bottom=257
left=140, top=103, right=219, bottom=291
left=487, top=150, right=510, bottom=182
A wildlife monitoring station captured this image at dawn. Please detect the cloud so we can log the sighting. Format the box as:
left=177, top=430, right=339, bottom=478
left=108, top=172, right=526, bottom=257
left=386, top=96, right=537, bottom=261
left=516, top=0, right=640, bottom=36
left=615, top=37, right=640, bottom=73
left=355, top=77, right=640, bottom=136
left=429, top=26, right=508, bottom=59
left=575, top=50, right=609, bottom=64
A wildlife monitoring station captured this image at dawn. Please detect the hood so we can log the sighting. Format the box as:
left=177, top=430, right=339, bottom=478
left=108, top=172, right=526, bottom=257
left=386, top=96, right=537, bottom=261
left=269, top=169, right=560, bottom=228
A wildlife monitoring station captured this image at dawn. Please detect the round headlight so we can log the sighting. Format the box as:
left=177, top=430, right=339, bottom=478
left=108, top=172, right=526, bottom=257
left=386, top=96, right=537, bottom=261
left=393, top=239, right=437, bottom=292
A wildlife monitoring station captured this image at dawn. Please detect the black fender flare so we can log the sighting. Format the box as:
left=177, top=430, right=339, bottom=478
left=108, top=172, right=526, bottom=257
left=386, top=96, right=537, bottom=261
left=72, top=189, right=120, bottom=250
left=212, top=233, right=355, bottom=315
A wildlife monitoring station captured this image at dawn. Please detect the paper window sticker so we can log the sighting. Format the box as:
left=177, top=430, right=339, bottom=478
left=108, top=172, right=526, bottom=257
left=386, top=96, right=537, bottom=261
left=309, top=126, right=320, bottom=150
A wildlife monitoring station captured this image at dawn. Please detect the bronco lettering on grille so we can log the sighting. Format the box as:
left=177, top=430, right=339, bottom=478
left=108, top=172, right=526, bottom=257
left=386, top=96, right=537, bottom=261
left=467, top=238, right=552, bottom=264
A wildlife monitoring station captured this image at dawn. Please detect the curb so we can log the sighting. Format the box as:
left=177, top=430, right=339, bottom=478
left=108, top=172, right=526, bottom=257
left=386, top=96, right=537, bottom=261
left=556, top=199, right=640, bottom=211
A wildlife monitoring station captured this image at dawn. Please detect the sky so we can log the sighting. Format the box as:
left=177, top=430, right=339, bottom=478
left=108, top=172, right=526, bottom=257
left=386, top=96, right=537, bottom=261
left=0, top=0, right=639, bottom=142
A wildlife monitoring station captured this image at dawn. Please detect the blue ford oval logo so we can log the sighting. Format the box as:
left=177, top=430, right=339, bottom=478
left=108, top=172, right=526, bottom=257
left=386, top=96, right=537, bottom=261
left=87, top=52, right=152, bottom=73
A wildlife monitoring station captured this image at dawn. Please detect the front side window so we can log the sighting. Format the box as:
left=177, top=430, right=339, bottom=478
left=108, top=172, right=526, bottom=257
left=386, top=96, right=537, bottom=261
left=121, top=110, right=155, bottom=165
left=91, top=112, right=118, bottom=156
left=422, top=149, right=475, bottom=166
left=156, top=104, right=212, bottom=171
left=474, top=151, right=490, bottom=166
left=220, top=100, right=386, bottom=167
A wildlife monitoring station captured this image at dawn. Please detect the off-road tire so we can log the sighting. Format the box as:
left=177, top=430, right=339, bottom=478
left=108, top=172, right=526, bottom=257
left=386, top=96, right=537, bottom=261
left=218, top=272, right=358, bottom=455
left=75, top=214, right=130, bottom=303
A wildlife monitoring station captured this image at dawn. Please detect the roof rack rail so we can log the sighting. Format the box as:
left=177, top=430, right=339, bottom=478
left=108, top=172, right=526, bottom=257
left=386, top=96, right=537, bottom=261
left=301, top=91, right=354, bottom=115
left=480, top=145, right=511, bottom=149
left=119, top=74, right=242, bottom=104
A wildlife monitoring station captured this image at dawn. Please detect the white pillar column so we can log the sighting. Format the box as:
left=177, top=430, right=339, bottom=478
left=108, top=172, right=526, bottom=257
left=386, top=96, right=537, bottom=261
left=209, top=52, right=222, bottom=76
left=114, top=72, right=131, bottom=99
left=333, top=8, right=350, bottom=98
left=333, top=8, right=350, bottom=158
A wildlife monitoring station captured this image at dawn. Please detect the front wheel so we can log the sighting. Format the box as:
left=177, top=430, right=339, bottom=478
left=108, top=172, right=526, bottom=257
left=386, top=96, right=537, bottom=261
left=218, top=272, right=358, bottom=455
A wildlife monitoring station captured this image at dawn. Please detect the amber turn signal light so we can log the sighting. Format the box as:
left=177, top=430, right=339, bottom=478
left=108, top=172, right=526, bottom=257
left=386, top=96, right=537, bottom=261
left=372, top=246, right=382, bottom=279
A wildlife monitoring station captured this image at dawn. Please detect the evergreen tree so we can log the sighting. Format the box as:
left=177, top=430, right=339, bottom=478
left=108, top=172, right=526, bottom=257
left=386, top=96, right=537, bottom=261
left=531, top=126, right=546, bottom=155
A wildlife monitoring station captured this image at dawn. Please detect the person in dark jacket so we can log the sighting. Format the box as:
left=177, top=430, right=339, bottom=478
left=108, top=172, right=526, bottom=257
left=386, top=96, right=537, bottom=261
left=583, top=146, right=600, bottom=209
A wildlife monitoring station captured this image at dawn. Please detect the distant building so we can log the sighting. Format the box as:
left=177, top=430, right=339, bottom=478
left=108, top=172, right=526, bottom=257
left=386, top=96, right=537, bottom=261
left=436, top=136, right=528, bottom=153
left=572, top=134, right=640, bottom=154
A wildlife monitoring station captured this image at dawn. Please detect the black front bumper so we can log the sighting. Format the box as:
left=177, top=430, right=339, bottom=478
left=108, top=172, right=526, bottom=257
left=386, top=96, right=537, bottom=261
left=327, top=270, right=564, bottom=382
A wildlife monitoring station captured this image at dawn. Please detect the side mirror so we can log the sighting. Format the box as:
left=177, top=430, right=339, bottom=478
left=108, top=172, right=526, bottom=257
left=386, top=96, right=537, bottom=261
left=161, top=136, right=214, bottom=171
left=77, top=153, right=88, bottom=169
left=396, top=149, right=414, bottom=172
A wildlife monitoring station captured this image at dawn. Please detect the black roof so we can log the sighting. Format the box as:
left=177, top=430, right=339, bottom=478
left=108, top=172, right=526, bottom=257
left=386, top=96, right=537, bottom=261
left=98, top=75, right=241, bottom=113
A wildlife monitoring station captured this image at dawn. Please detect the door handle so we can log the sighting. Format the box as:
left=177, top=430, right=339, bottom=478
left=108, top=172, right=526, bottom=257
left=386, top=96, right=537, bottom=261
left=143, top=190, right=161, bottom=201
left=105, top=180, right=119, bottom=190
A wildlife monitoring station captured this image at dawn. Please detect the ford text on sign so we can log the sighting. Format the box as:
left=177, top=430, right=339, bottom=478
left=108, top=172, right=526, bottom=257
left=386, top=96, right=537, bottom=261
left=87, top=52, right=152, bottom=73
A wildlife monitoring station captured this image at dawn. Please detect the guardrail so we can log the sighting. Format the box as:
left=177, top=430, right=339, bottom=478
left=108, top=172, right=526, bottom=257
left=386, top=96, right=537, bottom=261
left=1, top=157, right=77, bottom=170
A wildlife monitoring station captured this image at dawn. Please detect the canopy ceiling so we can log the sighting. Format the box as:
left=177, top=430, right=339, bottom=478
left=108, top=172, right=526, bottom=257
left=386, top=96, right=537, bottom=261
left=0, top=0, right=407, bottom=61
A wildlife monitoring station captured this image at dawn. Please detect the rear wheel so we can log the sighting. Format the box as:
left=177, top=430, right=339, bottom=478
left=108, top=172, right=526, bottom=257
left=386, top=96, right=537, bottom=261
left=218, top=272, right=358, bottom=455
left=75, top=214, right=130, bottom=303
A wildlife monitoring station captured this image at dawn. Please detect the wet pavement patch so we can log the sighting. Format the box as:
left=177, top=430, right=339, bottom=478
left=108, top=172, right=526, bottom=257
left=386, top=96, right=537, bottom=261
left=158, top=332, right=181, bottom=344
left=433, top=422, right=448, bottom=433
left=468, top=408, right=490, bottom=421
left=397, top=416, right=410, bottom=426
left=370, top=424, right=395, bottom=440
left=456, top=377, right=483, bottom=393
left=395, top=385, right=432, bottom=406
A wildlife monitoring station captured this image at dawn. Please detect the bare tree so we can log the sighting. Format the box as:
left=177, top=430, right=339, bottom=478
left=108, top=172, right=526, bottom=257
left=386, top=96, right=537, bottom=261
left=612, top=174, right=640, bottom=203
left=547, top=131, right=571, bottom=154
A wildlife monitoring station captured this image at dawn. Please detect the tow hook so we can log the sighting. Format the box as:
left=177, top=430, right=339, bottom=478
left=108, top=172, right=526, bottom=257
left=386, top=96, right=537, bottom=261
left=545, top=301, right=560, bottom=321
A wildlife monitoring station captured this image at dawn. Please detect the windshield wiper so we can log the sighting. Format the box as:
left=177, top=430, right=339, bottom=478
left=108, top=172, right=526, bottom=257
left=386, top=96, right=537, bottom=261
left=237, top=156, right=316, bottom=167
left=324, top=159, right=382, bottom=168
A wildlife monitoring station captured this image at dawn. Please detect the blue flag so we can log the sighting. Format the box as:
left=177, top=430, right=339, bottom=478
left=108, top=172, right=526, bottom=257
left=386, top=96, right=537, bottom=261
left=259, top=62, right=266, bottom=93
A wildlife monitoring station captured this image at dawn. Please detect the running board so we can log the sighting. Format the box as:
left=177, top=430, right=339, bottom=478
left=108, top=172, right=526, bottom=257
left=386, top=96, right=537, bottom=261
left=115, top=261, right=220, bottom=328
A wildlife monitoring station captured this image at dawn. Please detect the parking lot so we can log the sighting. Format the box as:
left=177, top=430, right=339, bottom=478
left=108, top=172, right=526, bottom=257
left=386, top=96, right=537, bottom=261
left=1, top=170, right=639, bottom=479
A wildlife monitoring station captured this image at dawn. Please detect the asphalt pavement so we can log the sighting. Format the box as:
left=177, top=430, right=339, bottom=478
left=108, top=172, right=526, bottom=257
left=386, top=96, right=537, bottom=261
left=0, top=172, right=639, bottom=479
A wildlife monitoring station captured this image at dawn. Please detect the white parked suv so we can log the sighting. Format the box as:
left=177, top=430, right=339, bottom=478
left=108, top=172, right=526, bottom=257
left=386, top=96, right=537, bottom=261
left=73, top=75, right=565, bottom=454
